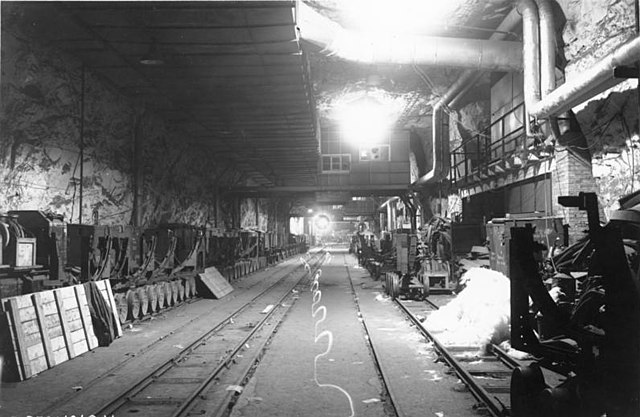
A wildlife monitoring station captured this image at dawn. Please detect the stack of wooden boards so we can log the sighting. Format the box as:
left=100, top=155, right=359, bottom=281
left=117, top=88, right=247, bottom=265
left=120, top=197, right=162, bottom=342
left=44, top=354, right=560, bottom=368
left=0, top=280, right=121, bottom=381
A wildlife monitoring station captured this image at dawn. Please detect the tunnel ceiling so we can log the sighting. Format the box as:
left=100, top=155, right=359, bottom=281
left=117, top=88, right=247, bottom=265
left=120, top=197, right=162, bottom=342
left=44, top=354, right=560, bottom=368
left=1, top=0, right=514, bottom=190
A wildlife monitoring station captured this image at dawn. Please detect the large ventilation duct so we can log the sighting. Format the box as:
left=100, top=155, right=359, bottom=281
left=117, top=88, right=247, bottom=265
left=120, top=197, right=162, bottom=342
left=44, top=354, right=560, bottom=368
left=518, top=0, right=542, bottom=126
left=296, top=1, right=523, bottom=71
left=518, top=0, right=560, bottom=137
left=411, top=7, right=523, bottom=188
left=536, top=0, right=557, bottom=97
left=530, top=35, right=640, bottom=118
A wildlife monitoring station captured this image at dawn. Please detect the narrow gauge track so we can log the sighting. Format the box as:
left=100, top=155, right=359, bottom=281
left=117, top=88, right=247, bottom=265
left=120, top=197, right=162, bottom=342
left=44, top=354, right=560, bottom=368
left=396, top=297, right=520, bottom=417
left=39, top=251, right=325, bottom=417
left=91, top=250, right=328, bottom=417
left=344, top=260, right=401, bottom=417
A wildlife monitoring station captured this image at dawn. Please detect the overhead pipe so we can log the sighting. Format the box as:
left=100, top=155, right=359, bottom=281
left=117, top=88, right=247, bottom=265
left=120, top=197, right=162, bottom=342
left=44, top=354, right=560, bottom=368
left=535, top=0, right=562, bottom=138
left=411, top=7, right=523, bottom=188
left=530, top=35, right=640, bottom=118
left=520, top=0, right=640, bottom=120
left=536, top=0, right=556, bottom=97
left=518, top=0, right=561, bottom=137
left=296, top=0, right=524, bottom=188
left=518, top=0, right=542, bottom=137
left=296, top=1, right=523, bottom=71
left=449, top=8, right=523, bottom=109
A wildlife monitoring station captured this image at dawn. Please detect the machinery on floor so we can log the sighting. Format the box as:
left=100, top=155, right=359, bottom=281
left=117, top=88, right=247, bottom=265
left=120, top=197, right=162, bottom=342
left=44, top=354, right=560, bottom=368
left=0, top=210, right=308, bottom=323
left=357, top=199, right=467, bottom=300
left=508, top=192, right=640, bottom=417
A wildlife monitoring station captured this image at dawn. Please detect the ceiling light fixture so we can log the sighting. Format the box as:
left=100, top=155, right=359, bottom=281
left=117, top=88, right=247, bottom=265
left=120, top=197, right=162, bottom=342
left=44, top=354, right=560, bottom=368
left=342, top=0, right=462, bottom=35
left=139, top=38, right=165, bottom=66
left=335, top=93, right=400, bottom=146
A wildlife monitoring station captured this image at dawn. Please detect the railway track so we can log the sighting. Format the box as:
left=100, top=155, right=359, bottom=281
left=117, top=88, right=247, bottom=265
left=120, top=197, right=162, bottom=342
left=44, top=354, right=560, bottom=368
left=396, top=297, right=521, bottom=417
left=346, top=259, right=517, bottom=417
left=344, top=261, right=401, bottom=417
left=40, top=251, right=326, bottom=417
left=90, top=251, right=327, bottom=417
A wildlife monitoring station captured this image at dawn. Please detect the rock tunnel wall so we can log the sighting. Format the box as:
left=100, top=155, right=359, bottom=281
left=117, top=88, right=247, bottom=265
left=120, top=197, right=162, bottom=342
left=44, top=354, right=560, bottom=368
left=0, top=28, right=285, bottom=233
left=554, top=0, right=638, bottom=217
left=1, top=31, right=136, bottom=224
left=240, top=198, right=290, bottom=247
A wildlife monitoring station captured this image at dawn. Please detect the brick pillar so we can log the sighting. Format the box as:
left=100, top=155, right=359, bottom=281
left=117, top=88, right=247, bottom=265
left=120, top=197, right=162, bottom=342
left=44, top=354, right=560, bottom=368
left=551, top=146, right=602, bottom=244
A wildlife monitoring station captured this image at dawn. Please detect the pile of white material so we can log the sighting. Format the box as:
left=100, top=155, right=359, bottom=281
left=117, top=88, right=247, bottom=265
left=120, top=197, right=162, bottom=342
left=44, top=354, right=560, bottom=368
left=425, top=267, right=510, bottom=349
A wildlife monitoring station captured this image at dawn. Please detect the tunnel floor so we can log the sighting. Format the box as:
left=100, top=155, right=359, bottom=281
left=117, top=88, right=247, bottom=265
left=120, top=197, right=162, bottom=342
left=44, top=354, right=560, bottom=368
left=1, top=248, right=482, bottom=417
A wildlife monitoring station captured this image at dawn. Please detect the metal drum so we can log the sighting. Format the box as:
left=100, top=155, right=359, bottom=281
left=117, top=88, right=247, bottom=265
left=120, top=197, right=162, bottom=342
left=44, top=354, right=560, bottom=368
left=163, top=281, right=174, bottom=307
left=183, top=278, right=192, bottom=299
left=170, top=280, right=179, bottom=304
left=114, top=292, right=128, bottom=324
left=137, top=287, right=149, bottom=317
left=177, top=279, right=186, bottom=301
left=189, top=276, right=197, bottom=297
left=156, top=282, right=166, bottom=309
left=126, top=289, right=141, bottom=321
left=146, top=284, right=158, bottom=313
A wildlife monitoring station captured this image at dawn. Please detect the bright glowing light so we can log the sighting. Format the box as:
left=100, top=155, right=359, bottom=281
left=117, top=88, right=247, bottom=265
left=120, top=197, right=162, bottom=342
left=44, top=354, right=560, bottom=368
left=342, top=0, right=462, bottom=35
left=314, top=214, right=331, bottom=231
left=307, top=208, right=314, bottom=214
left=336, top=95, right=397, bottom=146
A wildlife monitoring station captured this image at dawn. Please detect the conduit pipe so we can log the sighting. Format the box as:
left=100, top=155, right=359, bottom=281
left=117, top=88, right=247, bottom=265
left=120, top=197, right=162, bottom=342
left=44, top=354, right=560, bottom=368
left=530, top=35, right=640, bottom=118
left=519, top=0, right=561, bottom=137
left=449, top=8, right=523, bottom=109
left=411, top=7, right=523, bottom=188
left=520, top=0, right=640, bottom=120
left=536, top=0, right=557, bottom=97
left=518, top=0, right=542, bottom=136
left=535, top=0, right=562, bottom=138
left=296, top=1, right=523, bottom=71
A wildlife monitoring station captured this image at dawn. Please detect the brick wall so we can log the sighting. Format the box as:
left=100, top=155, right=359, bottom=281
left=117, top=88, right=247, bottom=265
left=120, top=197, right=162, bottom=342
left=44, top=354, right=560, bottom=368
left=551, top=147, right=602, bottom=243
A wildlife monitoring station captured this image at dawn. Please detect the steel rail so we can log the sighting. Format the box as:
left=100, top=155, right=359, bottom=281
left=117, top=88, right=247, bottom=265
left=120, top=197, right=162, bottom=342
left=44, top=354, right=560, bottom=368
left=345, top=260, right=402, bottom=417
left=206, top=307, right=294, bottom=417
left=423, top=297, right=441, bottom=310
left=395, top=299, right=509, bottom=417
left=93, top=251, right=326, bottom=417
left=491, top=343, right=521, bottom=370
left=41, top=257, right=299, bottom=417
left=173, top=252, right=327, bottom=417
left=206, top=256, right=327, bottom=417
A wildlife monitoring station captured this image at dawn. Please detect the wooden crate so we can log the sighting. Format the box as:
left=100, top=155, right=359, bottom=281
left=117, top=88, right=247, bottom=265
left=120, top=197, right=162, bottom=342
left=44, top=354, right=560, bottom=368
left=1, top=280, right=120, bottom=381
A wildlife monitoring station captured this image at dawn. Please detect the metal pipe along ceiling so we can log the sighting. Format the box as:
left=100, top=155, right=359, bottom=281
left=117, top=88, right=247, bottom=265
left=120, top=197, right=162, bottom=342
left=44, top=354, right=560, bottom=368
left=519, top=0, right=542, bottom=120
left=296, top=1, right=524, bottom=189
left=530, top=35, right=640, bottom=118
left=411, top=6, right=524, bottom=188
left=520, top=0, right=640, bottom=119
left=296, top=1, right=523, bottom=71
left=536, top=0, right=557, bottom=97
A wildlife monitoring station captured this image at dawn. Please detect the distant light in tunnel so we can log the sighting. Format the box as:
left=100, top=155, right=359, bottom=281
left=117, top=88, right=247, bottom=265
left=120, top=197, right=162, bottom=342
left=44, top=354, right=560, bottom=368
left=313, top=214, right=331, bottom=231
